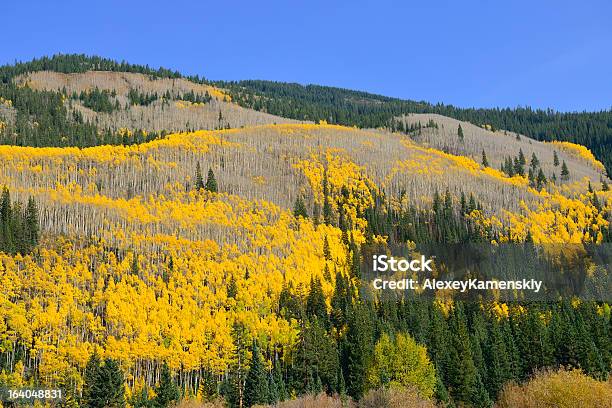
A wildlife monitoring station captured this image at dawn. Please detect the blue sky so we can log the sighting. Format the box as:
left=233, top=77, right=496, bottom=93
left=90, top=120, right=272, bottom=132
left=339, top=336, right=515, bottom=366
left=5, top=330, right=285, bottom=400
left=3, top=1, right=611, bottom=111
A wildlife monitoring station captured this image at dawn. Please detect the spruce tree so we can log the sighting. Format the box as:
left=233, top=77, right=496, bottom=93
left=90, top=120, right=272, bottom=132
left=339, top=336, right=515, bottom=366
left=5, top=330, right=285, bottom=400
left=221, top=323, right=250, bottom=408
left=553, top=151, right=560, bottom=166
left=519, top=149, right=526, bottom=166
left=513, top=156, right=524, bottom=176
left=561, top=161, right=570, bottom=181
left=481, top=150, right=489, bottom=167
left=458, top=124, right=464, bottom=142
left=536, top=168, right=547, bottom=189
left=130, top=253, right=139, bottom=275
left=345, top=304, right=373, bottom=400
left=227, top=275, right=238, bottom=299
left=205, top=168, right=218, bottom=193
left=11, top=201, right=26, bottom=254
left=529, top=152, right=539, bottom=169
left=273, top=360, right=287, bottom=402
left=267, top=372, right=279, bottom=404
left=89, top=358, right=126, bottom=408
left=331, top=271, right=349, bottom=330
left=129, top=386, right=151, bottom=408
left=195, top=162, right=204, bottom=190
left=306, top=277, right=328, bottom=326
left=82, top=352, right=102, bottom=408
left=484, top=317, right=512, bottom=398
left=244, top=342, right=269, bottom=407
left=0, top=187, right=13, bottom=252
left=447, top=303, right=487, bottom=406
left=518, top=307, right=554, bottom=375
left=322, top=235, right=331, bottom=260
left=294, top=317, right=339, bottom=394
left=293, top=196, right=308, bottom=218
left=25, top=197, right=39, bottom=249
left=154, top=363, right=180, bottom=408
left=337, top=367, right=346, bottom=397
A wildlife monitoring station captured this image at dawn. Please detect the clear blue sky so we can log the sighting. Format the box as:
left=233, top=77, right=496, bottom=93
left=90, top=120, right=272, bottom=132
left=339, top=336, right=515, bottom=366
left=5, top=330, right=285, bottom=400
left=3, top=0, right=611, bottom=112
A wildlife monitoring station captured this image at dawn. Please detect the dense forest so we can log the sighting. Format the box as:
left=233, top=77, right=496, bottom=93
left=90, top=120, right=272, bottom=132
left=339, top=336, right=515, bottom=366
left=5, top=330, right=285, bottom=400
left=0, top=55, right=610, bottom=407
left=6, top=177, right=608, bottom=408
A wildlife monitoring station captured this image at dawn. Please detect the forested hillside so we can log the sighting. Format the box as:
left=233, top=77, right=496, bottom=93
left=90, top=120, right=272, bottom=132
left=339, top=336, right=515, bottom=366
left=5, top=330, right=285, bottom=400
left=0, top=122, right=610, bottom=407
left=2, top=54, right=612, bottom=178
left=0, top=55, right=610, bottom=408
left=0, top=55, right=299, bottom=149
left=221, top=80, right=612, bottom=176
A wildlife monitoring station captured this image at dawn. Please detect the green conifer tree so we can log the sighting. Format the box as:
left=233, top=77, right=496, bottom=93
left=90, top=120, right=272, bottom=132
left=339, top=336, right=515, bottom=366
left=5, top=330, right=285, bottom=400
left=244, top=342, right=269, bottom=407
left=480, top=150, right=489, bottom=167
left=195, top=162, right=204, bottom=190
left=345, top=304, right=373, bottom=400
left=293, top=196, right=308, bottom=218
left=561, top=161, right=570, bottom=181
left=306, top=277, right=328, bottom=326
left=205, top=168, right=218, bottom=193
left=25, top=197, right=39, bottom=249
left=536, top=168, right=547, bottom=189
left=154, top=363, right=180, bottom=408
left=82, top=352, right=102, bottom=408
left=90, top=358, right=126, bottom=408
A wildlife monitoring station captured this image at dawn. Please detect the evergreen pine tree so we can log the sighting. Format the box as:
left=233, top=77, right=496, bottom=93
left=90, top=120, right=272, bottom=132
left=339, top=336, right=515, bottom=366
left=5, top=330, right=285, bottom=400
left=323, top=235, right=331, bottom=260
left=25, top=197, right=39, bottom=250
left=205, top=168, right=218, bottom=193
left=91, top=358, right=126, bottom=408
left=154, top=363, right=180, bottom=408
left=131, top=253, right=139, bottom=275
left=519, top=149, right=526, bottom=166
left=561, top=161, right=570, bottom=181
left=536, top=168, right=547, bottom=189
left=447, top=303, right=488, bottom=406
left=529, top=152, right=539, bottom=169
left=244, top=342, right=269, bottom=407
left=267, top=372, right=279, bottom=404
left=130, top=386, right=151, bottom=408
left=273, top=360, right=287, bottom=402
left=293, top=196, right=308, bottom=218
left=10, top=201, right=26, bottom=254
left=481, top=150, right=489, bottom=167
left=0, top=187, right=13, bottom=252
left=227, top=275, right=238, bottom=299
left=345, top=304, right=373, bottom=400
left=484, top=317, right=512, bottom=399
left=222, top=322, right=250, bottom=408
left=306, top=277, right=329, bottom=326
left=195, top=162, right=204, bottom=190
left=513, top=157, right=524, bottom=176
left=331, top=271, right=349, bottom=330
left=458, top=124, right=464, bottom=142
left=82, top=352, right=102, bottom=408
left=553, top=151, right=560, bottom=166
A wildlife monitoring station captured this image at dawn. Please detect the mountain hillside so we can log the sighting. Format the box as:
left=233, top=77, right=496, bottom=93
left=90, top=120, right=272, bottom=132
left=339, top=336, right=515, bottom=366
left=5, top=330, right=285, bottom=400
left=0, top=55, right=610, bottom=408
left=17, top=70, right=303, bottom=132
left=223, top=79, right=612, bottom=176
left=399, top=113, right=605, bottom=184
